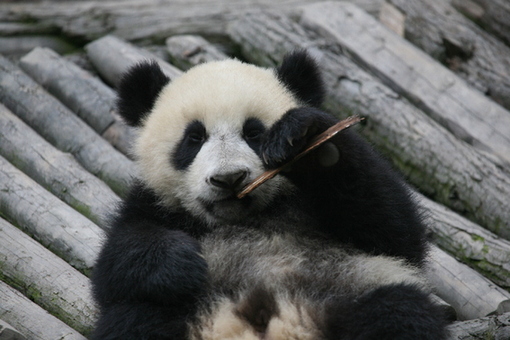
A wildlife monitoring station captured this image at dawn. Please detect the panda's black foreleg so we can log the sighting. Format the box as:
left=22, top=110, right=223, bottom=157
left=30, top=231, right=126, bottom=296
left=262, top=107, right=427, bottom=265
left=324, top=283, right=450, bottom=340
left=91, top=224, right=208, bottom=340
left=92, top=303, right=190, bottom=340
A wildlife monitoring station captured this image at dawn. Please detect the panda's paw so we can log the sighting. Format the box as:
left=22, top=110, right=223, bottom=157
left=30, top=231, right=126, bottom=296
left=262, top=107, right=337, bottom=169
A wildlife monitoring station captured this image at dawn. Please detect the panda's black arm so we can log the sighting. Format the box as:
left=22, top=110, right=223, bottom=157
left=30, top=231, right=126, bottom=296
left=91, top=183, right=208, bottom=339
left=263, top=108, right=428, bottom=266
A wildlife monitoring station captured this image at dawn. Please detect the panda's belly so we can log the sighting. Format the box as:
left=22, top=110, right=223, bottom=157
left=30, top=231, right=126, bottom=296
left=189, top=227, right=428, bottom=340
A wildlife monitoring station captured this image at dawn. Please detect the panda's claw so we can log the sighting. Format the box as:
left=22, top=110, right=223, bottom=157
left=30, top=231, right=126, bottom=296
left=262, top=152, right=269, bottom=165
left=287, top=137, right=294, bottom=146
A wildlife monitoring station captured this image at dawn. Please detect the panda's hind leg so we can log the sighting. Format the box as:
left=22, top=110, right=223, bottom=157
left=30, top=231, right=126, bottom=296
left=324, top=283, right=450, bottom=340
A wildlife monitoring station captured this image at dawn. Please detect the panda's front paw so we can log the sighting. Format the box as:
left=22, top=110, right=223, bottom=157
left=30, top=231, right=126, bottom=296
left=261, top=107, right=337, bottom=169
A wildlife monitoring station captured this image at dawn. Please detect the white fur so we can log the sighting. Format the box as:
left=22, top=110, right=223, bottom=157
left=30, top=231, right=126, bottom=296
left=134, top=59, right=299, bottom=224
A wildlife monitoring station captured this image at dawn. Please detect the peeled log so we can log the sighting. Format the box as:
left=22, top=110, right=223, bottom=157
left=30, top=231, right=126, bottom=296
left=0, top=103, right=119, bottom=228
left=0, top=218, right=96, bottom=335
left=0, top=280, right=87, bottom=340
left=427, top=246, right=510, bottom=320
left=165, top=35, right=229, bottom=70
left=388, top=0, right=510, bottom=112
left=299, top=2, right=510, bottom=166
left=0, top=155, right=103, bottom=273
left=228, top=11, right=510, bottom=239
left=418, top=192, right=510, bottom=290
left=85, top=35, right=182, bottom=88
left=0, top=55, right=134, bottom=197
left=18, top=47, right=134, bottom=156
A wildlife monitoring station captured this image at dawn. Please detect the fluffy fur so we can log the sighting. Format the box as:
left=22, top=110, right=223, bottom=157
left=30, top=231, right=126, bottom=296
left=91, top=51, right=449, bottom=339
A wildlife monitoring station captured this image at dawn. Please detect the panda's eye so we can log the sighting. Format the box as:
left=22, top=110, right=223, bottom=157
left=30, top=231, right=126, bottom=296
left=185, top=121, right=207, bottom=144
left=188, top=132, right=205, bottom=143
left=243, top=118, right=265, bottom=141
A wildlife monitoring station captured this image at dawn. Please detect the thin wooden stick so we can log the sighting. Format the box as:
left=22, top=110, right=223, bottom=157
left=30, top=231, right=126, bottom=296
left=237, top=115, right=363, bottom=198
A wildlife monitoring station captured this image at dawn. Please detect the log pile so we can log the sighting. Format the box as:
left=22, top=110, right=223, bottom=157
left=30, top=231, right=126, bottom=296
left=0, top=0, right=509, bottom=338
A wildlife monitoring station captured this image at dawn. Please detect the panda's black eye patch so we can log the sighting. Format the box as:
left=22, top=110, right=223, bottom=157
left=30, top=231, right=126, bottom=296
left=172, top=120, right=207, bottom=170
left=243, top=118, right=266, bottom=152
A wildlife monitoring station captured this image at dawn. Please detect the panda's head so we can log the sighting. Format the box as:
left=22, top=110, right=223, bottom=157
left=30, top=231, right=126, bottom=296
left=117, top=51, right=325, bottom=225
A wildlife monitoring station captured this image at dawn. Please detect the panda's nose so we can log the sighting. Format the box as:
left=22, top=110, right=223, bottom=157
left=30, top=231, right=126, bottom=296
left=209, top=170, right=249, bottom=191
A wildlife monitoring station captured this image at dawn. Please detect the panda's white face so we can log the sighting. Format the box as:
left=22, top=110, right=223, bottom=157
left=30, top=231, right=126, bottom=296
left=134, top=59, right=299, bottom=225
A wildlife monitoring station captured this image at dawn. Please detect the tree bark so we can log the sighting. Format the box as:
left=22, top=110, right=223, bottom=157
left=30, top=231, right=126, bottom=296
left=0, top=280, right=87, bottom=340
left=0, top=103, right=119, bottom=228
left=427, top=246, right=510, bottom=320
left=0, top=218, right=96, bottom=335
left=0, top=55, right=134, bottom=197
left=228, top=11, right=510, bottom=240
left=0, top=155, right=103, bottom=273
left=165, top=35, right=229, bottom=71
left=388, top=0, right=510, bottom=112
left=299, top=2, right=510, bottom=166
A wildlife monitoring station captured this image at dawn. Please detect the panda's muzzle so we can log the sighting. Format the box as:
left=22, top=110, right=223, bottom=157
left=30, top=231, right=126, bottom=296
left=208, top=170, right=249, bottom=193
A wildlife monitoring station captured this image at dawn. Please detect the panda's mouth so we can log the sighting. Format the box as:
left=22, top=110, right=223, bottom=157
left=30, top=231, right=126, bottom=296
left=199, top=195, right=254, bottom=224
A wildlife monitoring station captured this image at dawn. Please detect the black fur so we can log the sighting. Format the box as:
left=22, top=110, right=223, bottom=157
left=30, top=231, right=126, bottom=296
left=325, top=284, right=450, bottom=339
left=117, top=60, right=170, bottom=126
left=277, top=50, right=325, bottom=107
left=172, top=120, right=208, bottom=170
left=262, top=106, right=427, bottom=265
left=92, top=52, right=448, bottom=339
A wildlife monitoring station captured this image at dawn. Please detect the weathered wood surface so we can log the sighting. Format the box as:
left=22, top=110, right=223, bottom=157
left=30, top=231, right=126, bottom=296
left=418, top=192, right=510, bottom=290
left=166, top=35, right=229, bottom=70
left=0, top=0, right=383, bottom=44
left=0, top=104, right=119, bottom=228
left=452, top=0, right=510, bottom=48
left=19, top=47, right=134, bottom=156
left=428, top=246, right=510, bottom=320
left=388, top=0, right=510, bottom=112
left=85, top=35, right=182, bottom=87
left=0, top=55, right=134, bottom=197
left=299, top=2, right=510, bottom=165
left=0, top=218, right=96, bottom=334
left=0, top=320, right=25, bottom=340
left=0, top=155, right=103, bottom=273
left=447, top=311, right=510, bottom=340
left=0, top=280, right=87, bottom=340
left=228, top=12, right=510, bottom=240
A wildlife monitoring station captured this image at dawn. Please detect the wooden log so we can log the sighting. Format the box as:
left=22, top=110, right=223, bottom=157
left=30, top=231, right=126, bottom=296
left=0, top=320, right=25, bottom=340
left=427, top=246, right=510, bottom=320
left=0, top=280, right=87, bottom=340
left=165, top=35, right=229, bottom=70
left=0, top=0, right=382, bottom=43
left=18, top=47, right=134, bottom=156
left=417, top=191, right=510, bottom=290
left=0, top=55, right=134, bottom=197
left=452, top=0, right=510, bottom=48
left=0, top=155, right=103, bottom=273
left=387, top=0, right=510, bottom=112
left=85, top=35, right=182, bottom=88
left=228, top=12, right=510, bottom=239
left=0, top=217, right=96, bottom=335
left=0, top=103, right=119, bottom=228
left=298, top=2, right=510, bottom=166
left=447, top=312, right=510, bottom=340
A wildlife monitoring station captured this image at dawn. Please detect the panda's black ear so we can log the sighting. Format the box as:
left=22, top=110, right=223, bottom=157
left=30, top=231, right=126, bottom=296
left=276, top=50, right=325, bottom=107
left=116, top=60, right=170, bottom=127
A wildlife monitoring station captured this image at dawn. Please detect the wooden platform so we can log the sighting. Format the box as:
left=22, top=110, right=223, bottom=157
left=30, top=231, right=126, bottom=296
left=0, top=0, right=509, bottom=338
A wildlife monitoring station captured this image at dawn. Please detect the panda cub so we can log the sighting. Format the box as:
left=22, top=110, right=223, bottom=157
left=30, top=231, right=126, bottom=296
left=91, top=51, right=449, bottom=339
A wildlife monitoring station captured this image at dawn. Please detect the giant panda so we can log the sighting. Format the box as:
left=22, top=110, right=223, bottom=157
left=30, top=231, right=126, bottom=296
left=91, top=51, right=449, bottom=340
